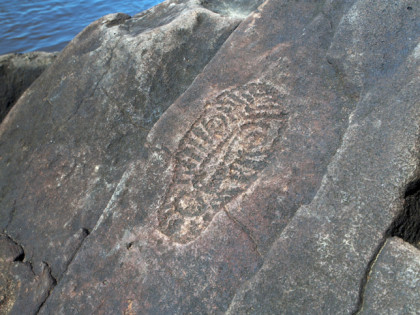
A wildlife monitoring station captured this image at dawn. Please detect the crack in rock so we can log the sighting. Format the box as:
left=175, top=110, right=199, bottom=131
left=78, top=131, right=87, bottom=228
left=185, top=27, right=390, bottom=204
left=354, top=176, right=420, bottom=314
left=352, top=238, right=387, bottom=315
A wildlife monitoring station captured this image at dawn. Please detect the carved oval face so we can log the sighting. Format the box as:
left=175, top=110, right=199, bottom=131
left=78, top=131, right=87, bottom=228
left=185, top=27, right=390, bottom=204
left=157, top=82, right=288, bottom=244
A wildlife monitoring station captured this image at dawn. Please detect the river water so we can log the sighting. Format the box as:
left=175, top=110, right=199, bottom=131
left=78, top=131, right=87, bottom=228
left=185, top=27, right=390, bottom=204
left=0, top=0, right=163, bottom=55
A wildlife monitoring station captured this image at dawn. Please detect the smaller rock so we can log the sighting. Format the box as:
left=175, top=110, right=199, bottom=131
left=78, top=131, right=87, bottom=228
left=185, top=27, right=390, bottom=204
left=0, top=51, right=58, bottom=123
left=0, top=260, right=56, bottom=314
left=0, top=234, right=24, bottom=263
left=0, top=234, right=56, bottom=314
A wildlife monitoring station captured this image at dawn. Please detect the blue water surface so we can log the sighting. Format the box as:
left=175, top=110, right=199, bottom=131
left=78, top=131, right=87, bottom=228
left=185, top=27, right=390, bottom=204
left=0, top=0, right=163, bottom=55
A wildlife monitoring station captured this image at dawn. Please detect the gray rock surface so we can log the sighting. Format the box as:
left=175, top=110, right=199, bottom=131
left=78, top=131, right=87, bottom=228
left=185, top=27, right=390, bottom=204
left=0, top=52, right=58, bottom=122
left=360, top=237, right=420, bottom=315
left=226, top=2, right=420, bottom=313
left=0, top=0, right=419, bottom=314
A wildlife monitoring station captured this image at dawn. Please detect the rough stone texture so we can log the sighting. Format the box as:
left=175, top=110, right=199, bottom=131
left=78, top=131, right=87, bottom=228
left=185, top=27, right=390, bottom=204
left=0, top=0, right=419, bottom=314
left=226, top=1, right=420, bottom=313
left=0, top=0, right=251, bottom=312
left=0, top=234, right=23, bottom=263
left=0, top=234, right=55, bottom=315
left=0, top=52, right=58, bottom=123
left=1, top=0, right=242, bottom=276
left=359, top=237, right=420, bottom=315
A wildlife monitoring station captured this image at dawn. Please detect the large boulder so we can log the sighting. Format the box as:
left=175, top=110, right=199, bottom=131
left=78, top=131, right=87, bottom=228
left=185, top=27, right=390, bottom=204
left=0, top=52, right=58, bottom=122
left=0, top=0, right=419, bottom=314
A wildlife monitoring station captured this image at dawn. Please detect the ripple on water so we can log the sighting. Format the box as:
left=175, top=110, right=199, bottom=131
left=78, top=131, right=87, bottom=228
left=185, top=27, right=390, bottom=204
left=0, top=0, right=161, bottom=55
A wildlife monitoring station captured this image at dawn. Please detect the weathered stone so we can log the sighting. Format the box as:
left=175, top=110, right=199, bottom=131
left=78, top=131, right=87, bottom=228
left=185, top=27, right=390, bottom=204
left=0, top=0, right=419, bottom=313
left=359, top=237, right=420, bottom=314
left=226, top=1, right=420, bottom=313
left=0, top=234, right=55, bottom=314
left=0, top=0, right=252, bottom=312
left=0, top=52, right=58, bottom=123
left=0, top=234, right=23, bottom=263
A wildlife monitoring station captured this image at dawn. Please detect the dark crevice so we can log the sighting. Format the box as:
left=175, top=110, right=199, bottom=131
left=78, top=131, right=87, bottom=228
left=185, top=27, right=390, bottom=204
left=126, top=242, right=134, bottom=250
left=404, top=178, right=420, bottom=198
left=386, top=179, right=420, bottom=247
left=13, top=252, right=25, bottom=262
left=82, top=228, right=91, bottom=236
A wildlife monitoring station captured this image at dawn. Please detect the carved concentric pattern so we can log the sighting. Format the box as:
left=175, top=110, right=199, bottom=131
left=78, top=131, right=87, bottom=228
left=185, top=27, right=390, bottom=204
left=158, top=83, right=288, bottom=243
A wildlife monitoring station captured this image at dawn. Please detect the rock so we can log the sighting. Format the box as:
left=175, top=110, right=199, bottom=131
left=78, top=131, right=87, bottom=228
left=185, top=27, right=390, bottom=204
left=0, top=0, right=251, bottom=312
left=0, top=0, right=419, bottom=313
left=226, top=1, right=420, bottom=313
left=0, top=234, right=23, bottom=263
left=360, top=237, right=420, bottom=314
left=0, top=234, right=56, bottom=315
left=0, top=52, right=58, bottom=122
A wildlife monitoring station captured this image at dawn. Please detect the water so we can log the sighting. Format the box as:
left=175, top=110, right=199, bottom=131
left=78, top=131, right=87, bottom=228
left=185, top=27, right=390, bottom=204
left=0, top=0, right=163, bottom=55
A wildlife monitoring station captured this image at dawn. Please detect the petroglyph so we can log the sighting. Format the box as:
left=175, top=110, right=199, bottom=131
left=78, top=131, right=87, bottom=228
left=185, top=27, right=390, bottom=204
left=157, top=83, right=288, bottom=243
